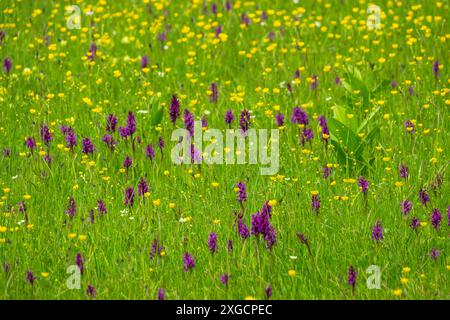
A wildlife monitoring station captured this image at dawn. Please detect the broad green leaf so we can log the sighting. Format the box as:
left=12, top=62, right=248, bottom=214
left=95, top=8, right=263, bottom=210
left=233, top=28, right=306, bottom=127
left=358, top=107, right=380, bottom=133
left=151, top=105, right=164, bottom=126
left=355, top=127, right=380, bottom=157
left=328, top=118, right=361, bottom=154
left=333, top=104, right=358, bottom=133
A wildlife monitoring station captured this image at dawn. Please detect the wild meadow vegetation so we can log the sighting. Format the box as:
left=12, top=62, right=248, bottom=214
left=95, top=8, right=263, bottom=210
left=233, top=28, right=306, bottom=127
left=0, top=0, right=449, bottom=299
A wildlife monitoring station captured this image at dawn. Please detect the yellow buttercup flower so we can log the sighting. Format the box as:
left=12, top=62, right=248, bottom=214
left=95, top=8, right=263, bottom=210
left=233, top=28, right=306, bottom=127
left=288, top=270, right=296, bottom=277
left=393, top=289, right=402, bottom=297
left=400, top=278, right=409, bottom=284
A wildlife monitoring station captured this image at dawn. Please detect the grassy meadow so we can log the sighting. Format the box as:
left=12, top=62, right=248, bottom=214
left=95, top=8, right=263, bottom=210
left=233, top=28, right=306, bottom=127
left=0, top=0, right=449, bottom=299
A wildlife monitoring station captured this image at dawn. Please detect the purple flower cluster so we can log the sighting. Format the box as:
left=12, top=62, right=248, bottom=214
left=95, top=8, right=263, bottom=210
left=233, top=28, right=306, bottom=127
left=141, top=55, right=149, bottom=69
left=358, top=177, right=369, bottom=194
left=26, top=270, right=36, bottom=286
left=275, top=113, right=284, bottom=127
left=323, top=165, right=333, bottom=179
left=301, top=128, right=314, bottom=145
left=123, top=155, right=133, bottom=170
left=101, top=134, right=117, bottom=151
left=371, top=220, right=383, bottom=242
left=432, top=60, right=440, bottom=78
left=219, top=273, right=229, bottom=286
left=208, top=232, right=218, bottom=254
left=317, top=116, right=329, bottom=141
left=158, top=288, right=165, bottom=300
left=430, top=208, right=442, bottom=229
left=311, top=194, right=320, bottom=213
left=169, top=95, right=180, bottom=124
left=82, top=138, right=94, bottom=155
left=86, top=284, right=96, bottom=298
left=347, top=266, right=357, bottom=292
left=309, top=75, right=318, bottom=90
left=97, top=200, right=107, bottom=215
left=235, top=182, right=247, bottom=203
left=118, top=111, right=137, bottom=139
left=40, top=124, right=53, bottom=145
left=182, top=252, right=195, bottom=272
left=239, top=109, right=251, bottom=133
left=209, top=82, right=218, bottom=103
left=419, top=188, right=430, bottom=206
left=290, top=107, right=309, bottom=125
left=410, top=217, right=421, bottom=230
left=146, top=143, right=155, bottom=160
left=149, top=239, right=164, bottom=260
left=66, top=197, right=76, bottom=219
left=124, top=187, right=135, bottom=207
left=404, top=120, right=415, bottom=134
left=183, top=109, right=195, bottom=137
left=448, top=206, right=450, bottom=227
left=3, top=57, right=12, bottom=74
left=25, top=137, right=36, bottom=152
left=401, top=200, right=412, bottom=215
left=238, top=218, right=250, bottom=239
left=64, top=128, right=77, bottom=150
left=398, top=164, right=409, bottom=179
left=75, top=252, right=84, bottom=275
left=106, top=114, right=118, bottom=133
left=87, top=42, right=97, bottom=61
left=225, top=110, right=235, bottom=127
left=138, top=177, right=149, bottom=197
left=251, top=202, right=276, bottom=249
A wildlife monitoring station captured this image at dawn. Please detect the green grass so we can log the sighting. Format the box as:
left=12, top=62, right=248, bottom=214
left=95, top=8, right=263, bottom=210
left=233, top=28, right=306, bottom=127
left=0, top=0, right=449, bottom=299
